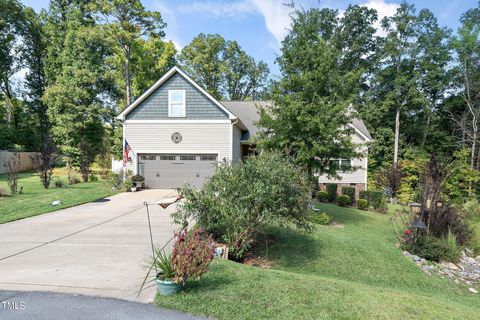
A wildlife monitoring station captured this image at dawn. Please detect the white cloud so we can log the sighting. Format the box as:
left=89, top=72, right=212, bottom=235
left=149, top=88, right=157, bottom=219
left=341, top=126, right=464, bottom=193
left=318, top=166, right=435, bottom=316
left=177, top=1, right=255, bottom=19
left=361, top=0, right=399, bottom=37
left=247, top=0, right=294, bottom=45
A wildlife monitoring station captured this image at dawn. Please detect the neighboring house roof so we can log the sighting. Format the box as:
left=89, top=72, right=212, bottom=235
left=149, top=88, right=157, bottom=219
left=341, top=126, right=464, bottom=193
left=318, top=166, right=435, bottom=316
left=222, top=100, right=372, bottom=142
left=117, top=66, right=236, bottom=120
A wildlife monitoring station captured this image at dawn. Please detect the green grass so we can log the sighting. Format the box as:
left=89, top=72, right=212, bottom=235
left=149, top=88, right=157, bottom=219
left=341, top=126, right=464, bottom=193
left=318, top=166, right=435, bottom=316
left=155, top=203, right=480, bottom=319
left=0, top=169, right=117, bottom=224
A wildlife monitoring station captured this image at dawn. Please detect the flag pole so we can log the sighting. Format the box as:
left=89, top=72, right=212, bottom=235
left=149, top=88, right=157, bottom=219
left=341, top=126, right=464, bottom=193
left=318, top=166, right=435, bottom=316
left=123, top=139, right=126, bottom=182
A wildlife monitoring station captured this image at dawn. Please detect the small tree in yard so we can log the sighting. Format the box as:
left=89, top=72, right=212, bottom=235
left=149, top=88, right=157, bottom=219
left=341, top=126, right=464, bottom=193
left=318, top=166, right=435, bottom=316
left=31, top=137, right=57, bottom=189
left=172, top=152, right=313, bottom=260
left=3, top=152, right=20, bottom=194
left=376, top=164, right=405, bottom=203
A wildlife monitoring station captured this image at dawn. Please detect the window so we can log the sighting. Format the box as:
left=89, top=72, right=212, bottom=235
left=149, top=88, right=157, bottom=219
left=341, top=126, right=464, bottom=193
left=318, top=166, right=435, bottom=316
left=168, top=90, right=186, bottom=117
left=140, top=154, right=156, bottom=160
left=329, top=159, right=351, bottom=171
left=200, top=155, right=217, bottom=161
left=180, top=155, right=196, bottom=161
left=160, top=155, right=175, bottom=161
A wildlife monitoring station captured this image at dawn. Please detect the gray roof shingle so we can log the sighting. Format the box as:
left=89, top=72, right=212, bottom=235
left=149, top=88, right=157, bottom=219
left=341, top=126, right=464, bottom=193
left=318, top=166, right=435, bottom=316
left=221, top=101, right=372, bottom=142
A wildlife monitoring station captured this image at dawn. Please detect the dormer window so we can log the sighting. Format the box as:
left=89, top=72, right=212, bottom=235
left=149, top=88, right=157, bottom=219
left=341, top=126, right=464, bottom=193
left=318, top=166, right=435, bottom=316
left=168, top=90, right=186, bottom=117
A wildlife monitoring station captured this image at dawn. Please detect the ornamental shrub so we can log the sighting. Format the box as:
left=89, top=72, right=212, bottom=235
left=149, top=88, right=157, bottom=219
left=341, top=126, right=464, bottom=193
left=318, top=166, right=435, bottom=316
left=172, top=152, right=313, bottom=260
left=337, top=195, right=351, bottom=207
left=326, top=183, right=337, bottom=202
left=341, top=187, right=356, bottom=205
left=171, top=227, right=215, bottom=285
left=310, top=211, right=331, bottom=225
left=316, top=191, right=329, bottom=202
left=357, top=199, right=369, bottom=210
left=359, top=190, right=385, bottom=210
left=409, top=233, right=462, bottom=263
left=131, top=174, right=145, bottom=183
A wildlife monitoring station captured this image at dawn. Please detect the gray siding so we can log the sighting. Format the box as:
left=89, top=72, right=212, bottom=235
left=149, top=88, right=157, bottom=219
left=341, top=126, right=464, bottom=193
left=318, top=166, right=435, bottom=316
left=127, top=73, right=229, bottom=120
left=317, top=132, right=368, bottom=184
left=232, top=125, right=242, bottom=162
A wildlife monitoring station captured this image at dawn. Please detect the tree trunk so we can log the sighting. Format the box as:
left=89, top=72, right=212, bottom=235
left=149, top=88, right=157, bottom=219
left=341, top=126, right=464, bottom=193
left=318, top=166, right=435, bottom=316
left=420, top=107, right=432, bottom=149
left=124, top=44, right=132, bottom=106
left=393, top=107, right=400, bottom=168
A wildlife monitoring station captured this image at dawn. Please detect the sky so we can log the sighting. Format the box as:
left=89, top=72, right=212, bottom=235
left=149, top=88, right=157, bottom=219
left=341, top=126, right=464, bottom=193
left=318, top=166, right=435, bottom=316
left=20, top=0, right=480, bottom=76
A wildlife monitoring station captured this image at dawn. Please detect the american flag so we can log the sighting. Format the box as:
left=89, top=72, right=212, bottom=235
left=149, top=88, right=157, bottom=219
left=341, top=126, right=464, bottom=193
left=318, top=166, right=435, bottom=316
left=123, top=140, right=132, bottom=167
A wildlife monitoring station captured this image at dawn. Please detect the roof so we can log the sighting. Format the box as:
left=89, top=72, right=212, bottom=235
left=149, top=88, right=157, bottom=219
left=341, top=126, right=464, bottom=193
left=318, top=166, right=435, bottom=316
left=221, top=101, right=271, bottom=141
left=222, top=101, right=372, bottom=142
left=117, top=66, right=236, bottom=120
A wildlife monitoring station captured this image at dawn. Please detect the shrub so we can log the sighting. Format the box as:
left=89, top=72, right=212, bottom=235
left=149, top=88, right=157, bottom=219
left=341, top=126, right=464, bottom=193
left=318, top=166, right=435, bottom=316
left=124, top=179, right=133, bottom=191
left=357, top=199, right=369, bottom=210
left=337, top=195, right=351, bottom=207
left=172, top=152, right=313, bottom=260
left=316, top=191, right=329, bottom=203
left=171, top=227, right=215, bottom=285
left=3, top=152, right=20, bottom=194
left=107, top=172, right=123, bottom=189
left=55, top=180, right=65, bottom=188
left=410, top=233, right=462, bottom=263
left=326, top=183, right=337, bottom=202
left=0, top=187, right=7, bottom=197
left=131, top=174, right=145, bottom=183
left=310, top=211, right=331, bottom=225
left=89, top=175, right=99, bottom=182
left=341, top=187, right=355, bottom=205
left=31, top=138, right=57, bottom=189
left=359, top=190, right=385, bottom=210
left=427, top=205, right=473, bottom=246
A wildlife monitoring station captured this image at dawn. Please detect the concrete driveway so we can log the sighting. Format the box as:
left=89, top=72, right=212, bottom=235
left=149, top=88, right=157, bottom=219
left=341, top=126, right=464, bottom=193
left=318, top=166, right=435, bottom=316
left=0, top=189, right=180, bottom=303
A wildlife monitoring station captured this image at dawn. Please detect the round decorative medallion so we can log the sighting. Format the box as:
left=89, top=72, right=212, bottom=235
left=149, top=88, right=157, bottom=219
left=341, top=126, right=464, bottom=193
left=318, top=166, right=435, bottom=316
left=171, top=132, right=182, bottom=144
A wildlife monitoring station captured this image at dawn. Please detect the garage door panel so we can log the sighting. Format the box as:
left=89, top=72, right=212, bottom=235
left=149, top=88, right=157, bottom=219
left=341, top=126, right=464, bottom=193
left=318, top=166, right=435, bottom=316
left=139, top=154, right=217, bottom=189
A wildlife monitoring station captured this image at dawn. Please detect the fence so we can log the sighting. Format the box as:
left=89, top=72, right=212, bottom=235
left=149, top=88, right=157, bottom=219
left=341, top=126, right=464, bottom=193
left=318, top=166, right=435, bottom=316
left=0, top=151, right=39, bottom=174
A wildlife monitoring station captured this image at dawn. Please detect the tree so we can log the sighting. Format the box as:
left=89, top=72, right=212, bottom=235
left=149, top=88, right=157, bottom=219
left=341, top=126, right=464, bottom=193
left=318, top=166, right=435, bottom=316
left=415, top=9, right=452, bottom=149
left=179, top=33, right=269, bottom=100
left=451, top=5, right=480, bottom=176
left=97, top=0, right=166, bottom=107
left=379, top=3, right=423, bottom=167
left=44, top=19, right=109, bottom=182
left=31, top=136, right=58, bottom=189
left=256, top=8, right=362, bottom=179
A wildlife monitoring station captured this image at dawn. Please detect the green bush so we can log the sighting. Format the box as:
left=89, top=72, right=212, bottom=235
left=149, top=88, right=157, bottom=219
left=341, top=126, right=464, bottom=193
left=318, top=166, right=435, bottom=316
left=357, top=199, right=369, bottom=210
left=337, top=195, right=351, bottom=207
left=411, top=232, right=462, bottom=262
left=310, top=211, right=331, bottom=225
left=107, top=172, right=123, bottom=189
left=341, top=187, right=355, bottom=205
left=55, top=179, right=65, bottom=188
left=326, top=184, right=337, bottom=202
left=316, top=191, right=329, bottom=203
left=172, top=152, right=313, bottom=260
left=89, top=175, right=99, bottom=182
left=359, top=190, right=385, bottom=210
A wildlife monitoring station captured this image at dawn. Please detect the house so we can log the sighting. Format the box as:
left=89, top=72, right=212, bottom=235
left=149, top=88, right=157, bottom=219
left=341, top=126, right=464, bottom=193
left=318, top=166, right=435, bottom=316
left=117, top=66, right=372, bottom=193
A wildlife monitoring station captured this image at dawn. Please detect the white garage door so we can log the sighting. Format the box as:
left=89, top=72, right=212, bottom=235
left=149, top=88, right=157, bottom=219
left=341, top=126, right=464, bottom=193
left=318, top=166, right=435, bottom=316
left=138, top=154, right=217, bottom=189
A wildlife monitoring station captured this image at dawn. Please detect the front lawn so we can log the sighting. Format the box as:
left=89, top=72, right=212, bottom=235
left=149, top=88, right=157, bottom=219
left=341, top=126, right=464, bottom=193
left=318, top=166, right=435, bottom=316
left=156, top=203, right=480, bottom=319
left=0, top=169, right=116, bottom=224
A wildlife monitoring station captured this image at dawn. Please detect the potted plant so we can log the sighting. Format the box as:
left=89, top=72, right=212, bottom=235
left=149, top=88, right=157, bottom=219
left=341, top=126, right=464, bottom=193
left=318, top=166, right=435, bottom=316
left=153, top=249, right=181, bottom=296
left=151, top=227, right=215, bottom=296
left=131, top=175, right=145, bottom=190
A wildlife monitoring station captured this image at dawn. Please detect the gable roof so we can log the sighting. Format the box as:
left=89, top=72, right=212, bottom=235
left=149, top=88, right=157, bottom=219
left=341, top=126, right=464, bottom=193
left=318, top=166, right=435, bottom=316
left=117, top=66, right=237, bottom=120
left=222, top=101, right=372, bottom=142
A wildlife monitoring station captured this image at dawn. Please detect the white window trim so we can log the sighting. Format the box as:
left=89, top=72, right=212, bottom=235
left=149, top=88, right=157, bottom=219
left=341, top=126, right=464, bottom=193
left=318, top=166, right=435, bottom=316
left=168, top=90, right=186, bottom=117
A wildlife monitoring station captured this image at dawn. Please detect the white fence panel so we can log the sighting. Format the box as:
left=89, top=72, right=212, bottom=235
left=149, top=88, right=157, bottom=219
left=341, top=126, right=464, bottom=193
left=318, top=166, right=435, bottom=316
left=111, top=158, right=123, bottom=173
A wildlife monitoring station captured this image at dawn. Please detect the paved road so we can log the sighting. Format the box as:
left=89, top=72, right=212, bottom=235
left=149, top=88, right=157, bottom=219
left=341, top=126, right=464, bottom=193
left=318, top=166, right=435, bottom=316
left=0, top=190, right=180, bottom=302
left=0, top=290, right=206, bottom=320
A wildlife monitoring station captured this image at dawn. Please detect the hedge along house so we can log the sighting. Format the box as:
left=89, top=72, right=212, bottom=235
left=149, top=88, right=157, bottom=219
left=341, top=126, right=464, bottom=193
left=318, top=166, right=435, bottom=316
left=117, top=66, right=372, bottom=191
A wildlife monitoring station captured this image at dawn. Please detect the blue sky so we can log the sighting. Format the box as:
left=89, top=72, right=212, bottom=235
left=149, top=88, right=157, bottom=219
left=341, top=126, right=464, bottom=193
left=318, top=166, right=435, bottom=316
left=21, top=0, right=479, bottom=76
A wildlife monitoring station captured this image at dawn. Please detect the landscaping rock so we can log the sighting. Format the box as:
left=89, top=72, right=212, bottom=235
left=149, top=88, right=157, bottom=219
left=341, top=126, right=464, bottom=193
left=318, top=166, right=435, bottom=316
left=469, top=288, right=478, bottom=294
left=403, top=250, right=480, bottom=291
